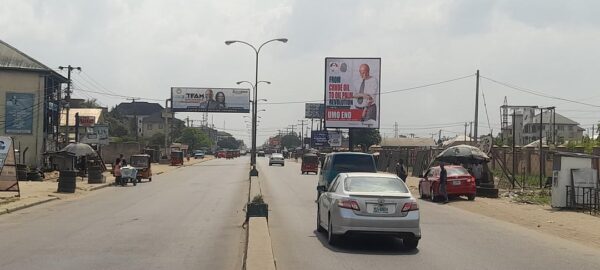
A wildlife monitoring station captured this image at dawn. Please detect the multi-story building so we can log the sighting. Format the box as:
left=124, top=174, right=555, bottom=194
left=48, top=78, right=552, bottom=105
left=501, top=111, right=584, bottom=145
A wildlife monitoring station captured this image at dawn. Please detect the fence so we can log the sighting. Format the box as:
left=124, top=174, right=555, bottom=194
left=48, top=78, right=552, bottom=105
left=566, top=186, right=600, bottom=215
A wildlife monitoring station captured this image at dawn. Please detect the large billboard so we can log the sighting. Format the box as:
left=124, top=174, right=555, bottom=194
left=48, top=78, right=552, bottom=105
left=171, top=87, right=250, bottom=113
left=324, top=58, right=381, bottom=129
left=305, top=103, right=325, bottom=119
left=5, top=93, right=35, bottom=134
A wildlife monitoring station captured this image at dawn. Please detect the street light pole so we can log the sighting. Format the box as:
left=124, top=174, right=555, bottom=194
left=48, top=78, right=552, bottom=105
left=226, top=38, right=288, bottom=177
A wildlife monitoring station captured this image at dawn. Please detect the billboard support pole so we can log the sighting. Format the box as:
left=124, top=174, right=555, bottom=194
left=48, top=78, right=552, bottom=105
left=348, top=128, right=354, bottom=152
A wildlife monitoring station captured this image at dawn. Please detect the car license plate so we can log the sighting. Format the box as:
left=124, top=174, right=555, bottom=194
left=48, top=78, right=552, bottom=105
left=367, top=203, right=395, bottom=214
left=453, top=180, right=461, bottom=186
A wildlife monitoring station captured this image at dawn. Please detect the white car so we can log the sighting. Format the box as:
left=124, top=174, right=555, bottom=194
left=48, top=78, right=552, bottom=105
left=269, top=153, right=285, bottom=166
left=317, top=172, right=421, bottom=249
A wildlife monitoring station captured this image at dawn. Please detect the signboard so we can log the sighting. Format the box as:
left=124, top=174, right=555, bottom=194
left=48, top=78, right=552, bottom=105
left=0, top=137, right=20, bottom=194
left=78, top=125, right=109, bottom=145
left=269, top=137, right=281, bottom=147
left=311, top=130, right=342, bottom=147
left=305, top=103, right=325, bottom=119
left=324, top=58, right=381, bottom=129
left=79, top=116, right=96, bottom=127
left=171, top=87, right=250, bottom=113
left=5, top=93, right=35, bottom=134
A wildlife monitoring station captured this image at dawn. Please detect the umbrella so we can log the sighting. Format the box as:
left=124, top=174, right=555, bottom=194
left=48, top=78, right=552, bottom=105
left=61, top=143, right=97, bottom=157
left=435, top=144, right=490, bottom=165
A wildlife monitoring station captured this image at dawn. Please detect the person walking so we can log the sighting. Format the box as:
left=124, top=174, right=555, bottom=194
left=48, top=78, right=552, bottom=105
left=395, top=160, right=407, bottom=182
left=439, top=162, right=449, bottom=203
left=114, top=154, right=123, bottom=185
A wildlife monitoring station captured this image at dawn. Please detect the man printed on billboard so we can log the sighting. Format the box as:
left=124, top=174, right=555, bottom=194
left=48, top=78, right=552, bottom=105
left=354, top=64, right=378, bottom=123
left=199, top=89, right=219, bottom=110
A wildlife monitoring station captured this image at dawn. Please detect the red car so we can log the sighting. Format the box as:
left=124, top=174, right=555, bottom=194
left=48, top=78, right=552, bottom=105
left=418, top=165, right=476, bottom=201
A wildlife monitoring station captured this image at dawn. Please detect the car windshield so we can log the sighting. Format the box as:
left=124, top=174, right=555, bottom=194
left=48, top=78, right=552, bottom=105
left=344, top=176, right=409, bottom=193
left=447, top=167, right=469, bottom=176
left=272, top=154, right=283, bottom=158
left=332, top=155, right=375, bottom=173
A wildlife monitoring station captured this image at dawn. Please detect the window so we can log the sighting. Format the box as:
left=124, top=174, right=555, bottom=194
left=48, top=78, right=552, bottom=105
left=147, top=123, right=153, bottom=130
left=329, top=176, right=341, bottom=192
left=344, top=176, right=409, bottom=193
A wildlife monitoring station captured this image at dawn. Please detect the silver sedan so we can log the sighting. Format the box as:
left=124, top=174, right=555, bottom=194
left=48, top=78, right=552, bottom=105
left=316, top=172, right=421, bottom=249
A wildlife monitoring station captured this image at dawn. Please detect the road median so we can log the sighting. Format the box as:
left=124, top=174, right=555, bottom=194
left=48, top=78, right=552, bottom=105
left=245, top=171, right=277, bottom=270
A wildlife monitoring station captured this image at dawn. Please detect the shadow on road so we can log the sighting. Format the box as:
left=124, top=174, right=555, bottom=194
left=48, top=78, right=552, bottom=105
left=312, top=230, right=419, bottom=255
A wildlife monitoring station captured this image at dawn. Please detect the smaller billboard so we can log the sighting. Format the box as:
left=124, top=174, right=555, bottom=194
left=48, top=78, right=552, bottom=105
left=171, top=87, right=250, bottom=113
left=78, top=125, right=109, bottom=145
left=311, top=130, right=342, bottom=147
left=305, top=103, right=325, bottom=119
left=5, top=93, right=34, bottom=134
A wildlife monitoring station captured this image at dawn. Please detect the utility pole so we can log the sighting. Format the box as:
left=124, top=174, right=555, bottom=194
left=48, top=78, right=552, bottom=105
left=464, top=122, right=468, bottom=141
left=298, top=120, right=308, bottom=150
left=512, top=111, right=516, bottom=189
left=539, top=107, right=544, bottom=188
left=58, top=65, right=81, bottom=143
left=74, top=113, right=80, bottom=143
left=394, top=122, right=399, bottom=138
left=438, top=129, right=442, bottom=143
left=127, top=97, right=139, bottom=140
left=473, top=69, right=480, bottom=142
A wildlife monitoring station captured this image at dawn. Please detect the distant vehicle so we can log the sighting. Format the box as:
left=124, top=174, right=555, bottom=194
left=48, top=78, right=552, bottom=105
left=269, top=153, right=285, bottom=166
left=240, top=150, right=247, bottom=155
left=418, top=165, right=476, bottom=201
left=301, top=153, right=319, bottom=174
left=317, top=152, right=377, bottom=199
left=317, top=172, right=421, bottom=249
left=193, top=151, right=205, bottom=159
left=257, top=151, right=266, bottom=157
left=217, top=150, right=226, bottom=159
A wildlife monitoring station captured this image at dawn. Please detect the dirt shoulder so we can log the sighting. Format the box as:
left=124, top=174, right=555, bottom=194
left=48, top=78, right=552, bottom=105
left=405, top=176, right=600, bottom=250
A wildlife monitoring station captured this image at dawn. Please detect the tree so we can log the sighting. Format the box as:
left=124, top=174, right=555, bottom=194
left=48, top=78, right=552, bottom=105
left=80, top=98, right=102, bottom=108
left=217, top=136, right=240, bottom=149
left=178, top=128, right=212, bottom=150
left=148, top=133, right=165, bottom=146
left=281, top=134, right=301, bottom=149
left=350, top=128, right=381, bottom=152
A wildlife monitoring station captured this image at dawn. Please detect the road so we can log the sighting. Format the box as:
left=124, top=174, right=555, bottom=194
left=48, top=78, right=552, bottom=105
left=0, top=158, right=248, bottom=270
left=258, top=156, right=600, bottom=270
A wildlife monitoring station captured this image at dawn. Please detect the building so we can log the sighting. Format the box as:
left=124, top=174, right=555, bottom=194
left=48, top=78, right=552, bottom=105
left=114, top=101, right=164, bottom=138
left=0, top=40, right=68, bottom=167
left=59, top=108, right=105, bottom=142
left=501, top=111, right=584, bottom=145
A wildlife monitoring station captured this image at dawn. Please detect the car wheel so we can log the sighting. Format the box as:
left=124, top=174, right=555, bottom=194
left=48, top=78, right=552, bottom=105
left=282, top=164, right=285, bottom=167
left=403, top=237, right=419, bottom=250
left=316, top=206, right=325, bottom=233
left=467, top=194, right=476, bottom=201
left=430, top=186, right=438, bottom=202
left=327, top=214, right=340, bottom=246
left=269, top=163, right=272, bottom=166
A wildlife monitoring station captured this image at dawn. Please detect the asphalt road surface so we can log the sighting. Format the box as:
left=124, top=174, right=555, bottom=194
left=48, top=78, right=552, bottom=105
left=0, top=158, right=249, bottom=270
left=258, top=157, right=600, bottom=270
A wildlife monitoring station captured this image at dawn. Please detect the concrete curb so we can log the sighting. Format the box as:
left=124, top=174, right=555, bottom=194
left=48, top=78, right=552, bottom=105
left=246, top=217, right=276, bottom=270
left=86, top=182, right=114, bottom=191
left=0, top=197, right=59, bottom=216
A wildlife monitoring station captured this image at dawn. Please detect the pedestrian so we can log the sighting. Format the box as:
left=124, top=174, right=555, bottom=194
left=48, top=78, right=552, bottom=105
left=114, top=154, right=124, bottom=185
left=439, top=162, right=449, bottom=203
left=395, top=160, right=407, bottom=182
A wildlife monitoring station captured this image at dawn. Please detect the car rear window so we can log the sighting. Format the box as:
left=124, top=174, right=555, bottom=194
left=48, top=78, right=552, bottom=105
left=344, top=177, right=409, bottom=193
left=447, top=167, right=469, bottom=176
left=332, top=155, right=375, bottom=173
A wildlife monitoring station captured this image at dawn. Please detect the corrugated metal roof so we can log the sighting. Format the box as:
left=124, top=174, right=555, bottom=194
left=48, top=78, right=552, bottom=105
left=0, top=39, right=68, bottom=82
left=60, top=108, right=103, bottom=126
left=381, top=137, right=437, bottom=147
left=531, top=112, right=579, bottom=125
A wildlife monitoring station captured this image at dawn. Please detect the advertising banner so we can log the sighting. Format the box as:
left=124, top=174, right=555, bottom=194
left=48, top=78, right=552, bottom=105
left=78, top=125, right=109, bottom=145
left=0, top=136, right=20, bottom=193
left=305, top=103, right=325, bottom=119
left=324, top=58, right=381, bottom=129
left=5, top=93, right=35, bottom=134
left=79, top=116, right=95, bottom=127
left=311, top=130, right=342, bottom=147
left=171, top=87, right=250, bottom=113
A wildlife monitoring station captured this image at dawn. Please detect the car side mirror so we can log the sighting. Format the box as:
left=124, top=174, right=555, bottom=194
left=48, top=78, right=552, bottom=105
left=317, top=186, right=326, bottom=192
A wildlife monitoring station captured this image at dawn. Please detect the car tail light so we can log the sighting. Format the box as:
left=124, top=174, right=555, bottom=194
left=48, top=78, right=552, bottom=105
left=466, top=177, right=475, bottom=183
left=401, top=201, right=419, bottom=212
left=338, top=199, right=360, bottom=211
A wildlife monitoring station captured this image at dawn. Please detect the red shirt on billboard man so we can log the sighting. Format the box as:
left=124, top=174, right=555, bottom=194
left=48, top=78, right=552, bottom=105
left=353, top=64, right=378, bottom=122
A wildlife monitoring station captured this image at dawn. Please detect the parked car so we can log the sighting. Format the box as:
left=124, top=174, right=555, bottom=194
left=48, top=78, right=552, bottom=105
left=317, top=172, right=421, bottom=249
left=418, top=165, right=476, bottom=201
left=317, top=152, right=377, bottom=199
left=258, top=151, right=266, bottom=157
left=193, top=151, right=205, bottom=159
left=269, top=153, right=285, bottom=166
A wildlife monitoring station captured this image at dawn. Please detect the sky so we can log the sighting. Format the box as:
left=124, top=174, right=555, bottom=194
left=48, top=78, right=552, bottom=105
left=2, top=0, right=600, bottom=145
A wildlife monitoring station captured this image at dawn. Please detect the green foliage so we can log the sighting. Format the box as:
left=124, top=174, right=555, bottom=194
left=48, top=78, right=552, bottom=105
left=217, top=136, right=240, bottom=149
left=351, top=129, right=381, bottom=152
left=80, top=98, right=102, bottom=108
left=281, top=134, right=301, bottom=149
left=148, top=133, right=165, bottom=146
left=178, top=128, right=212, bottom=150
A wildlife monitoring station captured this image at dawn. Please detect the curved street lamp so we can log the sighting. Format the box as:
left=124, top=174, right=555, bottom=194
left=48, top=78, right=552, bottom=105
left=227, top=38, right=287, bottom=177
